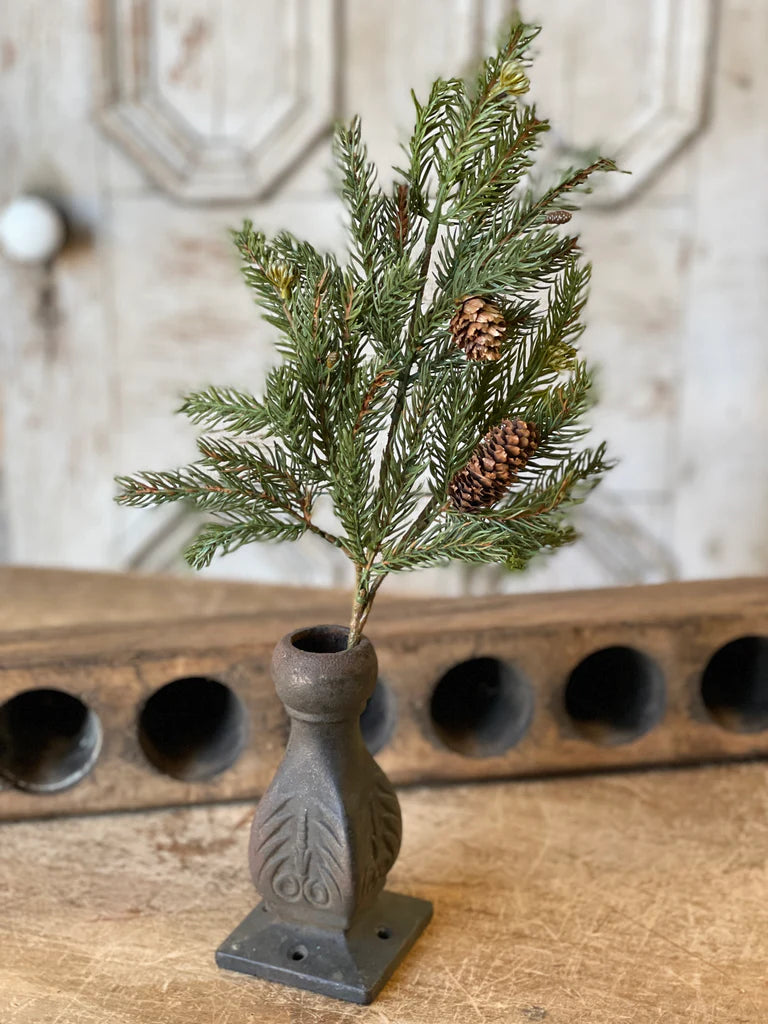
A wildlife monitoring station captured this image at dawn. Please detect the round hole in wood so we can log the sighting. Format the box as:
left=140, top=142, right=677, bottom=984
left=701, top=636, right=768, bottom=733
left=430, top=657, right=534, bottom=758
left=0, top=688, right=102, bottom=793
left=138, top=677, right=247, bottom=782
left=360, top=678, right=396, bottom=755
left=565, top=646, right=666, bottom=745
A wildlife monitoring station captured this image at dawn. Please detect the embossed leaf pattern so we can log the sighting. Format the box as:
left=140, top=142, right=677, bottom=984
left=360, top=774, right=402, bottom=900
left=252, top=798, right=348, bottom=910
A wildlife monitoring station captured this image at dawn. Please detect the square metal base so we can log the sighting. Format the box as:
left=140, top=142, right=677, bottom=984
left=216, top=890, right=433, bottom=1004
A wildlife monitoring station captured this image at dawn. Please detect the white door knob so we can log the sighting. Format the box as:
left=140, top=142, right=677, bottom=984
left=0, top=196, right=66, bottom=264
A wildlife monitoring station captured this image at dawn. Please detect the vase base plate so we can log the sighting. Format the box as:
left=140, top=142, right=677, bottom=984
left=216, top=890, right=433, bottom=1004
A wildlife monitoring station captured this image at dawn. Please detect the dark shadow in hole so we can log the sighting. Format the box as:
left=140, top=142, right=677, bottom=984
left=291, top=625, right=348, bottom=653
left=430, top=657, right=534, bottom=758
left=701, top=635, right=768, bottom=733
left=138, top=677, right=247, bottom=782
left=0, top=688, right=102, bottom=793
left=564, top=646, right=666, bottom=746
left=360, top=678, right=396, bottom=756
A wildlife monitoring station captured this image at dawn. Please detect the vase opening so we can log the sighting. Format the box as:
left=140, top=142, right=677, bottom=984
left=291, top=625, right=350, bottom=654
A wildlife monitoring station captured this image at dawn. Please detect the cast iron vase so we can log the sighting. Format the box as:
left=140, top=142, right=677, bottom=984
left=216, top=624, right=432, bottom=1004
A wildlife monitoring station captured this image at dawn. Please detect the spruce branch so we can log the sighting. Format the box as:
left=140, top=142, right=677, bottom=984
left=116, top=21, right=618, bottom=649
left=178, top=386, right=271, bottom=435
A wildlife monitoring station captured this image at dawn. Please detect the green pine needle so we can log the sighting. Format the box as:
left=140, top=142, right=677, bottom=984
left=115, top=21, right=617, bottom=647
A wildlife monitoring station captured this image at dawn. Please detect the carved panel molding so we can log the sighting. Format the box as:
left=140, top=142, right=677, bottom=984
left=97, top=0, right=716, bottom=207
left=522, top=0, right=716, bottom=205
left=97, top=0, right=339, bottom=201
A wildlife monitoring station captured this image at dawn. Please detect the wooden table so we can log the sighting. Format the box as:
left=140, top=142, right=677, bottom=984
left=2, top=762, right=766, bottom=1023
left=1, top=570, right=766, bottom=1021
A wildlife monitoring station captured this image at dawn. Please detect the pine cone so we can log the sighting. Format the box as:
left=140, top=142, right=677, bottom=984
left=450, top=295, right=506, bottom=362
left=449, top=418, right=539, bottom=511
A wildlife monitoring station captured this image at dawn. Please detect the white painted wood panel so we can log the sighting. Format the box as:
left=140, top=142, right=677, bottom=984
left=0, top=1, right=116, bottom=568
left=673, top=0, right=768, bottom=577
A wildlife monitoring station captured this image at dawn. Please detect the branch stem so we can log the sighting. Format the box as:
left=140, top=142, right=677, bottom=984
left=347, top=567, right=384, bottom=648
left=381, top=185, right=447, bottom=455
left=304, top=519, right=350, bottom=555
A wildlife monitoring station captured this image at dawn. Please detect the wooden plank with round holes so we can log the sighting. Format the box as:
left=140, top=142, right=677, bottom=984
left=0, top=570, right=767, bottom=820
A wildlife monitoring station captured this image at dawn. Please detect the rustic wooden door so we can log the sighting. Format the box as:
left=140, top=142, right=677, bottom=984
left=1, top=0, right=765, bottom=595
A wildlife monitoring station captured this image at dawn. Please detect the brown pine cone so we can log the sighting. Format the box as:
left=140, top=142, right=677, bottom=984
left=449, top=418, right=539, bottom=511
left=449, top=295, right=506, bottom=362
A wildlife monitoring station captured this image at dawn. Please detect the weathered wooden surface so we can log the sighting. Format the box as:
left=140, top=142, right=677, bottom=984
left=2, top=569, right=767, bottom=821
left=1, top=0, right=767, bottom=592
left=0, top=565, right=348, bottom=631
left=2, top=762, right=767, bottom=1022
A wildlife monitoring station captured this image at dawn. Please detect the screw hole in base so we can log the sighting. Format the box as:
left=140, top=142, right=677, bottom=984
left=376, top=927, right=391, bottom=940
left=288, top=945, right=308, bottom=962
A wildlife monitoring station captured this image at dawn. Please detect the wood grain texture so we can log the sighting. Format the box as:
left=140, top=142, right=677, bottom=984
left=2, top=569, right=767, bottom=821
left=1, top=763, right=767, bottom=1022
left=0, top=565, right=347, bottom=631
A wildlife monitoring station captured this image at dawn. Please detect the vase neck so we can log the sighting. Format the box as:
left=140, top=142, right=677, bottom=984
left=285, top=714, right=364, bottom=758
